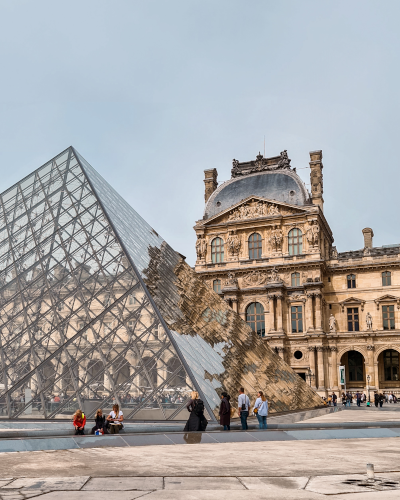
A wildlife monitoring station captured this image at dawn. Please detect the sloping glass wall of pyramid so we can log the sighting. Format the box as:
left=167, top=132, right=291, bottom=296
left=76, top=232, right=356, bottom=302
left=0, top=147, right=323, bottom=420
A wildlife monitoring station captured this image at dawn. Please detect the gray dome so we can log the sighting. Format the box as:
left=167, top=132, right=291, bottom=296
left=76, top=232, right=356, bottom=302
left=204, top=170, right=310, bottom=219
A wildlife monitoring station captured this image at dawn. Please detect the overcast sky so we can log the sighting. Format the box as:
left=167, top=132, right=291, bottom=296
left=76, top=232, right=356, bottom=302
left=1, top=1, right=399, bottom=265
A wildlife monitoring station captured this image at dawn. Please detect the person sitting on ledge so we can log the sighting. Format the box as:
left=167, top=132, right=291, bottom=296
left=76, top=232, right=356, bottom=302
left=91, top=408, right=108, bottom=435
left=107, top=404, right=124, bottom=434
left=73, top=409, right=86, bottom=435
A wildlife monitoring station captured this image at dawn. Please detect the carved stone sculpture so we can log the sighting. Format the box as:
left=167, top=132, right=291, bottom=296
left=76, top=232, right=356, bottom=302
left=226, top=231, right=241, bottom=257
left=329, top=314, right=336, bottom=333
left=366, top=312, right=373, bottom=330
left=330, top=246, right=338, bottom=259
left=269, top=225, right=283, bottom=252
left=306, top=220, right=320, bottom=247
left=277, top=150, right=291, bottom=169
left=224, top=272, right=238, bottom=288
left=268, top=267, right=283, bottom=283
left=231, top=151, right=292, bottom=177
left=228, top=201, right=280, bottom=221
left=243, top=270, right=268, bottom=287
left=195, top=236, right=207, bottom=260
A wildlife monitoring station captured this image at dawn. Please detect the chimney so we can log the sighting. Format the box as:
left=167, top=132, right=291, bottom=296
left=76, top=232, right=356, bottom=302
left=309, top=150, right=324, bottom=212
left=204, top=168, right=218, bottom=202
left=362, top=228, right=374, bottom=249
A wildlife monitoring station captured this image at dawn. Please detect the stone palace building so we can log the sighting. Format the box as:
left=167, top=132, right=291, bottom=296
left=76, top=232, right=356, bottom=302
left=194, top=150, right=400, bottom=397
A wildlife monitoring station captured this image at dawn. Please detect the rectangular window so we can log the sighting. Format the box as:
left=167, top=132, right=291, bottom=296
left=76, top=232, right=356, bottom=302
left=383, top=305, right=395, bottom=330
left=347, top=275, right=356, bottom=289
left=291, top=306, right=303, bottom=333
left=382, top=272, right=392, bottom=286
left=347, top=307, right=359, bottom=332
left=128, top=295, right=136, bottom=305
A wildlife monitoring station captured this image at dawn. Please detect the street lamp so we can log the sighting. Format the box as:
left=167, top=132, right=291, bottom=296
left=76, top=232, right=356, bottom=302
left=306, top=369, right=315, bottom=387
left=367, top=375, right=371, bottom=403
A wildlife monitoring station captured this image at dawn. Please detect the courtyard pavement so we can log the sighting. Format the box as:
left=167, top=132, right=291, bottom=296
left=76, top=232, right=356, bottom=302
left=0, top=407, right=399, bottom=498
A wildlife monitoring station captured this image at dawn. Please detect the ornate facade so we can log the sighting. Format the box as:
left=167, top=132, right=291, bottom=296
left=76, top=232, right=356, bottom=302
left=195, top=150, right=400, bottom=397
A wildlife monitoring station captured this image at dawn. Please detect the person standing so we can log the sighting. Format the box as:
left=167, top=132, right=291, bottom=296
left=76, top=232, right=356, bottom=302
left=238, top=388, right=250, bottom=430
left=184, top=391, right=206, bottom=432
left=374, top=392, right=379, bottom=408
left=253, top=391, right=268, bottom=429
left=332, top=392, right=337, bottom=407
left=379, top=393, right=384, bottom=408
left=356, top=392, right=361, bottom=407
left=219, top=392, right=231, bottom=431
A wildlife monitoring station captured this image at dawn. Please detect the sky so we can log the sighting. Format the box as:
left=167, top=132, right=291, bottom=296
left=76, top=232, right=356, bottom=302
left=0, top=0, right=399, bottom=265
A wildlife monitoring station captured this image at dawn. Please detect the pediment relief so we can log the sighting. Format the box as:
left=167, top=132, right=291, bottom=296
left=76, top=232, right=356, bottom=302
left=201, top=196, right=312, bottom=226
left=338, top=297, right=366, bottom=312
left=374, top=294, right=400, bottom=310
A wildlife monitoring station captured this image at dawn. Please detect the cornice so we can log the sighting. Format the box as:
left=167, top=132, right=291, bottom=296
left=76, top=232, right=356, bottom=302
left=327, top=259, right=400, bottom=274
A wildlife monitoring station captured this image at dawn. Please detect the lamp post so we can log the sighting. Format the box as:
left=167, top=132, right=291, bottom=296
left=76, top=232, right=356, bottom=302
left=306, top=369, right=315, bottom=388
left=367, top=374, right=371, bottom=403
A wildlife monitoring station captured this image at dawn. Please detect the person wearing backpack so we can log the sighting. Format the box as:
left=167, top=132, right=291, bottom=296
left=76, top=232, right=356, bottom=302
left=253, top=391, right=268, bottom=429
left=184, top=391, right=207, bottom=431
left=238, top=387, right=250, bottom=430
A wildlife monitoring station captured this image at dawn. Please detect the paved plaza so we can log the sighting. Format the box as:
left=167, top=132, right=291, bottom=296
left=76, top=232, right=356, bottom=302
left=0, top=408, right=399, bottom=498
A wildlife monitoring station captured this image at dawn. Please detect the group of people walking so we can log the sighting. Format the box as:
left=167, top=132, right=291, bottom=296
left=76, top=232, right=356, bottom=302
left=184, top=388, right=268, bottom=432
left=325, top=391, right=399, bottom=408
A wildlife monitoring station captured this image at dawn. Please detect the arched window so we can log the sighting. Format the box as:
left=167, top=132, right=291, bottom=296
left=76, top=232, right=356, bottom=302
left=211, top=237, right=224, bottom=263
left=288, top=229, right=303, bottom=256
left=382, top=271, right=391, bottom=286
left=213, top=279, right=221, bottom=293
left=291, top=272, right=300, bottom=286
left=248, top=233, right=262, bottom=259
left=347, top=351, right=364, bottom=382
left=246, top=302, right=265, bottom=337
left=347, top=274, right=356, bottom=289
left=383, top=349, right=399, bottom=381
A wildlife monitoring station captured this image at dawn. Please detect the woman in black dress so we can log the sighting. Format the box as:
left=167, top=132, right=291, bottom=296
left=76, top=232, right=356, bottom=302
left=184, top=391, right=206, bottom=431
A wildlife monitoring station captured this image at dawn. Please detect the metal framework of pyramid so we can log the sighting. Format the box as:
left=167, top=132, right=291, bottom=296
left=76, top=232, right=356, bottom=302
left=0, top=147, right=323, bottom=420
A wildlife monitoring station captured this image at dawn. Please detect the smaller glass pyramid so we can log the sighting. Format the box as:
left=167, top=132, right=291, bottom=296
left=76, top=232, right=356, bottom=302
left=0, top=147, right=322, bottom=420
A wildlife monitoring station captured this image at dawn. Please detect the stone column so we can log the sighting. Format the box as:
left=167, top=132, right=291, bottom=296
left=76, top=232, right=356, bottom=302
left=276, top=294, right=283, bottom=333
left=367, top=345, right=375, bottom=387
left=306, top=293, right=314, bottom=331
left=331, top=347, right=338, bottom=389
left=316, top=346, right=325, bottom=390
left=231, top=298, right=238, bottom=314
left=269, top=295, right=276, bottom=332
left=315, top=293, right=323, bottom=331
left=308, top=346, right=317, bottom=388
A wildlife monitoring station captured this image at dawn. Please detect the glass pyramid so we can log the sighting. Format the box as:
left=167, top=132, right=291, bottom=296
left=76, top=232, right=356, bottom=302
left=0, top=147, right=322, bottom=420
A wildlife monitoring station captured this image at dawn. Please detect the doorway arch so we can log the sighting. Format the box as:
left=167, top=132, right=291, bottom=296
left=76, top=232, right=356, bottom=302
left=340, top=350, right=365, bottom=387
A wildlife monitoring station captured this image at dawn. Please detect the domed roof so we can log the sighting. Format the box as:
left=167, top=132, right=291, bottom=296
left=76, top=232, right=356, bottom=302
left=204, top=169, right=310, bottom=219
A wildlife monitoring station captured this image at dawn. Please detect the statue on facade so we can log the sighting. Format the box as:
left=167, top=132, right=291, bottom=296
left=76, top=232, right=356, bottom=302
left=366, top=312, right=373, bottom=330
left=329, top=314, right=336, bottom=333
left=195, top=236, right=207, bottom=260
left=226, top=231, right=241, bottom=257
left=278, top=150, right=291, bottom=169
left=224, top=272, right=238, bottom=288
left=306, top=220, right=320, bottom=247
left=269, top=225, right=283, bottom=252
left=268, top=204, right=280, bottom=215
left=330, top=246, right=338, bottom=259
left=268, top=267, right=282, bottom=283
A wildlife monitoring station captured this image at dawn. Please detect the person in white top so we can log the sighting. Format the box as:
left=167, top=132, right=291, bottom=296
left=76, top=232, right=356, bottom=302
left=238, top=388, right=250, bottom=430
left=253, top=391, right=268, bottom=429
left=107, top=403, right=124, bottom=434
